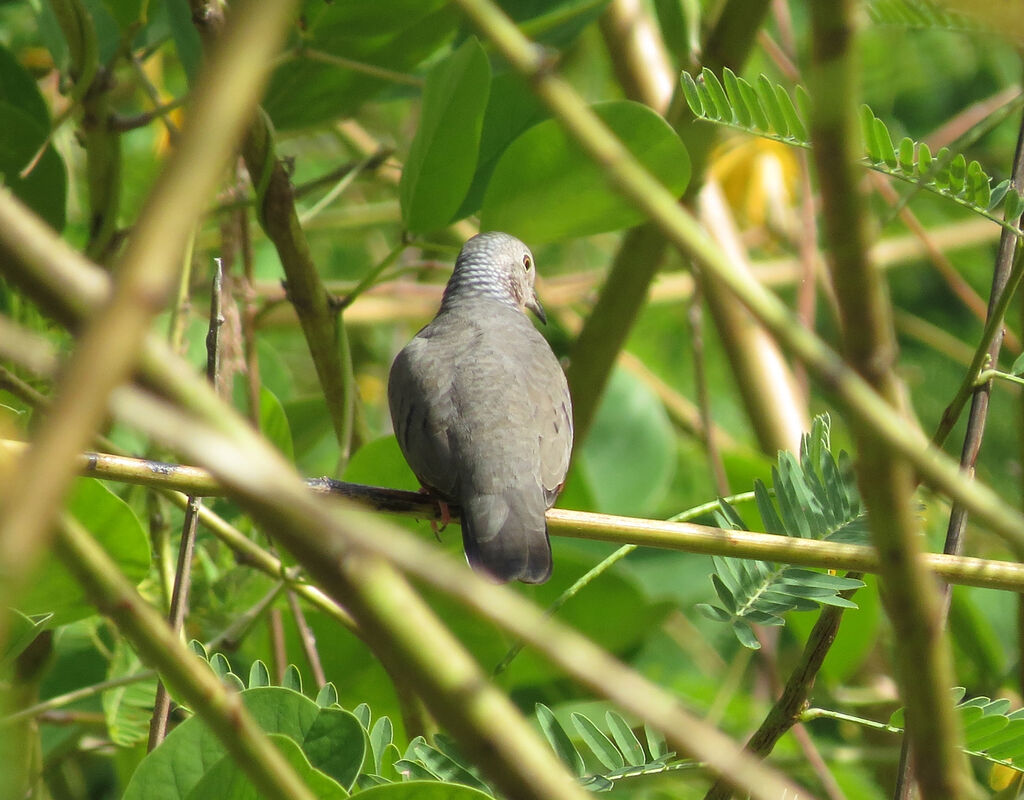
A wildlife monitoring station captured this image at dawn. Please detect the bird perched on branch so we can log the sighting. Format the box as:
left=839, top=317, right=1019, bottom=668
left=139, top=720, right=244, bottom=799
left=388, top=232, right=573, bottom=583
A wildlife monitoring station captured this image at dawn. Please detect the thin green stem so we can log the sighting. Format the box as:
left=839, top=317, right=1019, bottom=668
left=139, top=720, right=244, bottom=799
left=936, top=242, right=1024, bottom=445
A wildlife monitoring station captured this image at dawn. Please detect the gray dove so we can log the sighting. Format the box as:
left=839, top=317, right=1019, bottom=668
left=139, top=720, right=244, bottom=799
left=388, top=232, right=573, bottom=583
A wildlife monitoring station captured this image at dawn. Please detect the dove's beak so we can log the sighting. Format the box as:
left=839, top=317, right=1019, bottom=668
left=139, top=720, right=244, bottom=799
left=526, top=290, right=547, bottom=324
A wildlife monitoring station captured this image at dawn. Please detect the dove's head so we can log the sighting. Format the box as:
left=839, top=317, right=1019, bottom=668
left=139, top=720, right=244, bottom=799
left=441, top=232, right=547, bottom=323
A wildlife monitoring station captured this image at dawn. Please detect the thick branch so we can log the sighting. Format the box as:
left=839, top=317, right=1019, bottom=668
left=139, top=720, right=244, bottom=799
left=807, top=4, right=967, bottom=797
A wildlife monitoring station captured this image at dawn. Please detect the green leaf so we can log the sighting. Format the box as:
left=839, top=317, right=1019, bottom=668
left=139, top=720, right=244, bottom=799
left=0, top=42, right=66, bottom=232
left=571, top=712, right=624, bottom=771
left=401, top=37, right=491, bottom=232
left=284, top=665, right=304, bottom=694
left=317, top=683, right=339, bottom=708
left=898, top=137, right=915, bottom=172
left=990, top=178, right=1010, bottom=210
left=0, top=101, right=67, bottom=232
left=259, top=386, right=295, bottom=462
left=411, top=740, right=491, bottom=793
left=124, top=688, right=366, bottom=798
left=183, top=733, right=348, bottom=800
left=644, top=723, right=669, bottom=760
left=481, top=101, right=690, bottom=242
left=1006, top=190, right=1024, bottom=223
left=0, top=44, right=50, bottom=125
left=733, top=619, right=761, bottom=649
left=774, top=84, right=806, bottom=140
left=249, top=660, right=271, bottom=688
left=18, top=479, right=149, bottom=625
left=102, top=642, right=157, bottom=747
left=681, top=71, right=704, bottom=116
left=355, top=780, right=493, bottom=799
left=873, top=117, right=897, bottom=167
left=738, top=77, right=770, bottom=131
left=578, top=368, right=676, bottom=516
left=757, top=74, right=788, bottom=136
left=263, top=3, right=458, bottom=129
left=0, top=610, right=52, bottom=669
left=949, top=152, right=967, bottom=192
left=860, top=105, right=881, bottom=162
left=917, top=141, right=933, bottom=173
left=370, top=715, right=394, bottom=774
left=353, top=703, right=372, bottom=729
left=700, top=67, right=733, bottom=121
left=455, top=72, right=547, bottom=219
left=711, top=573, right=737, bottom=613
left=605, top=711, right=644, bottom=767
left=536, top=704, right=585, bottom=777
left=696, top=603, right=732, bottom=623
left=722, top=68, right=751, bottom=127
left=210, top=652, right=232, bottom=679
left=1010, top=352, right=1024, bottom=377
left=393, top=759, right=442, bottom=781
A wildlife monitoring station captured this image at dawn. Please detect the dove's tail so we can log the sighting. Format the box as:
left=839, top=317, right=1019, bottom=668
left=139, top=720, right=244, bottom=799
left=460, top=492, right=552, bottom=584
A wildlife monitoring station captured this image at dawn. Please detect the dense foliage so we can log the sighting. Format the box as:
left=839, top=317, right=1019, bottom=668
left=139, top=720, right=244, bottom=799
left=3, top=1, right=1024, bottom=798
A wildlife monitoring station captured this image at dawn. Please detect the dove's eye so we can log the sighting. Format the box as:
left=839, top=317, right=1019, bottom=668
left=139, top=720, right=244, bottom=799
left=523, top=254, right=532, bottom=271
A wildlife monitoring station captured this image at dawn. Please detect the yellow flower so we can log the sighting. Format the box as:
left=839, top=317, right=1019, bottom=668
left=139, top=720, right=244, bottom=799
left=708, top=136, right=801, bottom=234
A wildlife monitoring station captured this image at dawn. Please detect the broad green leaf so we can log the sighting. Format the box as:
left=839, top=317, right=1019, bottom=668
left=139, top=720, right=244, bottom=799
left=578, top=368, right=676, bottom=516
left=183, top=733, right=348, bottom=800
left=536, top=704, right=585, bottom=777
left=263, top=3, right=458, bottom=129
left=401, top=37, right=491, bottom=232
left=0, top=101, right=66, bottom=232
left=481, top=101, right=690, bottom=243
left=260, top=386, right=295, bottom=461
left=0, top=44, right=50, bottom=126
left=18, top=479, right=149, bottom=625
left=571, top=712, right=625, bottom=771
left=496, top=0, right=613, bottom=47
left=123, top=687, right=365, bottom=798
left=101, top=0, right=145, bottom=30
left=346, top=435, right=422, bottom=492
left=456, top=72, right=548, bottom=218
